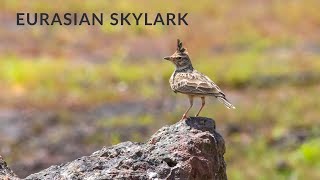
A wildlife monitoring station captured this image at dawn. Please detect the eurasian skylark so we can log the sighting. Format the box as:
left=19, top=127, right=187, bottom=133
left=164, top=39, right=235, bottom=119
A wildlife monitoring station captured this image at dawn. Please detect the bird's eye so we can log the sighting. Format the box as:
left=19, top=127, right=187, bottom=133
left=177, top=57, right=182, bottom=60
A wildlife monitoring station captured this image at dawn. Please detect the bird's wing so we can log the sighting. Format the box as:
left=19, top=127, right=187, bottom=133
left=172, top=70, right=224, bottom=96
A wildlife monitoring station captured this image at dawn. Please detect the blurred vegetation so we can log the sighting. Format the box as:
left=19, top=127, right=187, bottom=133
left=1, top=0, right=320, bottom=179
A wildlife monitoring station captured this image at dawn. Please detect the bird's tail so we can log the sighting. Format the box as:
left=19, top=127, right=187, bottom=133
left=216, top=96, right=236, bottom=109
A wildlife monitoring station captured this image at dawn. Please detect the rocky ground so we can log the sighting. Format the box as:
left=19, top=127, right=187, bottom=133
left=1, top=117, right=226, bottom=180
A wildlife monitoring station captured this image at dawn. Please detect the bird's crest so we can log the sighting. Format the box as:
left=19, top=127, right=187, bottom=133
left=177, top=39, right=186, bottom=53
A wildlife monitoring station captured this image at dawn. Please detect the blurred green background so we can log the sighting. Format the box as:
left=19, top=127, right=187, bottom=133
left=1, top=0, right=320, bottom=179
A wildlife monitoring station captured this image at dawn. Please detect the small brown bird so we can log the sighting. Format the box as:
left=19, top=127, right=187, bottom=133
left=164, top=39, right=235, bottom=119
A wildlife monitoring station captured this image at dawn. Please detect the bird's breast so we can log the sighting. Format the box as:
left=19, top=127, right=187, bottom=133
left=169, top=72, right=178, bottom=92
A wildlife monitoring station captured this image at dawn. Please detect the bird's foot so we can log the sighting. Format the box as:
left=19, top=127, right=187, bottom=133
left=180, top=114, right=188, bottom=121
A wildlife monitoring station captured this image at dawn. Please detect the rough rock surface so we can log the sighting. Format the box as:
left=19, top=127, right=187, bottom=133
left=2, top=117, right=227, bottom=180
left=0, top=155, right=19, bottom=180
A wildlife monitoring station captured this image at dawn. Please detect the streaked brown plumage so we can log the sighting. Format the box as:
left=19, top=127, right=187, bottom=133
left=164, top=39, right=235, bottom=119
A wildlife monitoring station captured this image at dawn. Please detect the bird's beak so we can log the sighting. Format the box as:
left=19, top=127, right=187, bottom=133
left=164, top=56, right=171, bottom=60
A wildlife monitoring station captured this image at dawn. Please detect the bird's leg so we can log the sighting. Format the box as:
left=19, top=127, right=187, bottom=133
left=181, top=96, right=193, bottom=120
left=196, top=97, right=205, bottom=117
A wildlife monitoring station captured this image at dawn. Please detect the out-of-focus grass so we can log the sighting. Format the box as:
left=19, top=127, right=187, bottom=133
left=97, top=114, right=154, bottom=128
left=227, top=137, right=320, bottom=180
left=0, top=53, right=319, bottom=107
left=95, top=114, right=156, bottom=145
left=292, top=138, right=320, bottom=167
left=0, top=56, right=166, bottom=107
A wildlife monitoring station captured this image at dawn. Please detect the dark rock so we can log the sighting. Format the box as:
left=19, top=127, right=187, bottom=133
left=2, top=117, right=227, bottom=180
